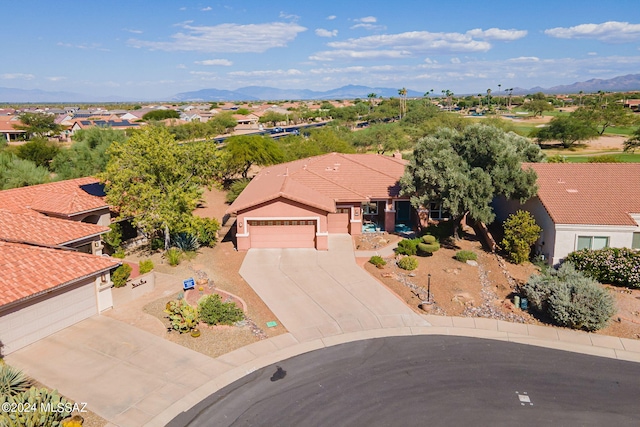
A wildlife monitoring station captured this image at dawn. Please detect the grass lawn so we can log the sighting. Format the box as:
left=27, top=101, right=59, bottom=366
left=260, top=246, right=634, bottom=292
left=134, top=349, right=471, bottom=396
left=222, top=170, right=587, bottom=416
left=560, top=152, right=640, bottom=162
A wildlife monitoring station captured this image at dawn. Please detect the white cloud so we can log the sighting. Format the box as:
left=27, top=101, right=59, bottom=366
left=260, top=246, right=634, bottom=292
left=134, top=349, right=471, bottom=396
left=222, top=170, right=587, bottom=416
left=450, top=57, right=461, bottom=64
left=309, top=49, right=412, bottom=61
left=315, top=28, right=338, bottom=38
left=123, top=28, right=143, bottom=34
left=279, top=11, right=300, bottom=21
left=46, top=76, right=66, bottom=82
left=0, top=73, right=35, bottom=80
left=57, top=42, right=109, bottom=51
left=201, top=7, right=212, bottom=11
left=357, top=16, right=377, bottom=23
left=195, top=59, right=233, bottom=66
left=229, top=69, right=303, bottom=77
left=350, top=16, right=385, bottom=31
left=588, top=52, right=598, bottom=56
left=545, top=21, right=640, bottom=43
left=176, top=64, right=187, bottom=69
left=466, top=28, right=527, bottom=41
left=327, top=15, right=336, bottom=20
left=129, top=22, right=307, bottom=53
left=507, top=56, right=540, bottom=62
left=190, top=71, right=217, bottom=76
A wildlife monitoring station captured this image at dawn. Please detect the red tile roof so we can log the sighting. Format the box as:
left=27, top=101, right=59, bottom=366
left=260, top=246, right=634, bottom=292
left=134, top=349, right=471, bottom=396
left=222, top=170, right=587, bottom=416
left=0, top=210, right=108, bottom=246
left=228, top=153, right=407, bottom=214
left=525, top=163, right=640, bottom=226
left=0, top=241, right=120, bottom=307
left=0, top=177, right=107, bottom=217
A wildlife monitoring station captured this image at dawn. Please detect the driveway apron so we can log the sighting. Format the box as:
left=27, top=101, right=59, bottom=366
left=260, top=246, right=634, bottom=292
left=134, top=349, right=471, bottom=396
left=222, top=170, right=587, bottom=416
left=240, top=234, right=430, bottom=341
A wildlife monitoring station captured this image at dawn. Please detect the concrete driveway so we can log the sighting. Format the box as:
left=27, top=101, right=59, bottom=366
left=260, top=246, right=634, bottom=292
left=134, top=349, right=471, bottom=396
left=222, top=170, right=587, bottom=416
left=5, top=315, right=236, bottom=427
left=240, top=234, right=430, bottom=341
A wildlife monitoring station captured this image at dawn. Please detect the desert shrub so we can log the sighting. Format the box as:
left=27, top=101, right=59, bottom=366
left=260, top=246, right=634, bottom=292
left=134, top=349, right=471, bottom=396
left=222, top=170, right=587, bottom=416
left=111, top=264, right=132, bottom=288
left=587, top=155, right=621, bottom=163
left=177, top=216, right=220, bottom=247
left=396, top=238, right=420, bottom=256
left=0, top=387, right=73, bottom=427
left=565, top=247, right=640, bottom=288
left=0, top=365, right=33, bottom=396
left=422, top=234, right=437, bottom=244
left=139, top=259, right=154, bottom=274
left=102, top=223, right=122, bottom=251
left=417, top=242, right=440, bottom=255
left=501, top=210, right=541, bottom=264
left=165, top=299, right=199, bottom=333
left=521, top=262, right=615, bottom=331
left=455, top=250, right=477, bottom=262
left=546, top=155, right=567, bottom=163
left=112, top=249, right=126, bottom=259
left=369, top=255, right=387, bottom=267
left=422, top=221, right=453, bottom=240
left=151, top=238, right=164, bottom=251
left=198, top=294, right=244, bottom=326
left=165, top=248, right=182, bottom=266
left=398, top=256, right=418, bottom=271
left=226, top=178, right=251, bottom=203
left=171, top=232, right=200, bottom=252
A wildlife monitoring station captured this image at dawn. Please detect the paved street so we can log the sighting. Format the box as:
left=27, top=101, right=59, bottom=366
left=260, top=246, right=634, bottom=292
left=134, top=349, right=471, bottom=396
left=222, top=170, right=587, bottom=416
left=239, top=234, right=430, bottom=341
left=170, top=336, right=640, bottom=427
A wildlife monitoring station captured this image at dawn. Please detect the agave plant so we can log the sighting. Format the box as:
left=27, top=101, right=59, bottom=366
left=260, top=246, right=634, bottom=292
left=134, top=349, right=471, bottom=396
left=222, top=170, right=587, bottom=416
left=171, top=232, right=200, bottom=252
left=0, top=364, right=34, bottom=396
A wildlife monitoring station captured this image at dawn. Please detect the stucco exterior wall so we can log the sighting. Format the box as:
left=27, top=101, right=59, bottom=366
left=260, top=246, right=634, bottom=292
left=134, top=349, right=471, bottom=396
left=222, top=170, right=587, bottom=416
left=554, top=224, right=638, bottom=264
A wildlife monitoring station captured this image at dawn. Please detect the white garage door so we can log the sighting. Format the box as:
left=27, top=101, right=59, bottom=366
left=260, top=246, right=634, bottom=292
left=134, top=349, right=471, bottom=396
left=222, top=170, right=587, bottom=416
left=248, top=220, right=315, bottom=249
left=0, top=281, right=98, bottom=354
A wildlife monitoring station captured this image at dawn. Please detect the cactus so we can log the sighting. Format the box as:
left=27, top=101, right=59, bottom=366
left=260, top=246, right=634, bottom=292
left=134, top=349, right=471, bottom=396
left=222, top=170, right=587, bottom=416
left=0, top=387, right=73, bottom=427
left=165, top=299, right=199, bottom=333
left=0, top=364, right=33, bottom=396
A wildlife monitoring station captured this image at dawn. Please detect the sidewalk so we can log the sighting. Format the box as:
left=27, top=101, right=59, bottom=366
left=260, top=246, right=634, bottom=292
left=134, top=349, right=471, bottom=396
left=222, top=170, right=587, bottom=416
left=146, top=313, right=640, bottom=427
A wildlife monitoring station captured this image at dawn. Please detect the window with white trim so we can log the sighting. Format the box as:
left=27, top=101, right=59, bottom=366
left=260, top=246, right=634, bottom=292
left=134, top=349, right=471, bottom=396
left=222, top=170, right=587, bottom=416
left=428, top=202, right=450, bottom=220
left=632, top=233, right=640, bottom=250
left=576, top=236, right=609, bottom=251
left=362, top=202, right=378, bottom=215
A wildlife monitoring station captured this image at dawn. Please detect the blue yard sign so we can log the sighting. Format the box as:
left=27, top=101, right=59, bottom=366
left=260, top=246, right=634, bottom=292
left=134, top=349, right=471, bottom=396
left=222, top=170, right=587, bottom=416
left=183, top=277, right=195, bottom=291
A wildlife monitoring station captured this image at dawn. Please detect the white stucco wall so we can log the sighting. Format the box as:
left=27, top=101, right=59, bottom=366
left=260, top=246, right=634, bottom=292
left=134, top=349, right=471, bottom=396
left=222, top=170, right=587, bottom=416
left=553, top=224, right=638, bottom=265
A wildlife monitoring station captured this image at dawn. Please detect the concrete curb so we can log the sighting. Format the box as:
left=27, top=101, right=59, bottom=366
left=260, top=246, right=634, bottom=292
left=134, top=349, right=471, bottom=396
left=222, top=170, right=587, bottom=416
left=145, top=315, right=640, bottom=426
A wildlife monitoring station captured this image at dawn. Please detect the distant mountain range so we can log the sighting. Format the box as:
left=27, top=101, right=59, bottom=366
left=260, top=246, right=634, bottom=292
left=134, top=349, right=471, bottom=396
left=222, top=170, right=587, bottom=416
left=170, top=85, right=425, bottom=102
left=2, top=74, right=639, bottom=103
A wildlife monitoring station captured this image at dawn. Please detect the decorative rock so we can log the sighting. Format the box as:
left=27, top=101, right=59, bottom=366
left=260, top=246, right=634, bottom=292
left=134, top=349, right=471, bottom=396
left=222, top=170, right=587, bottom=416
left=466, top=260, right=479, bottom=267
left=408, top=273, right=416, bottom=277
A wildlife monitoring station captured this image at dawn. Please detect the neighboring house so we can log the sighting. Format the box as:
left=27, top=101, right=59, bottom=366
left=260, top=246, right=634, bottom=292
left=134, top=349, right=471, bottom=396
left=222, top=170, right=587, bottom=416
left=70, top=119, right=141, bottom=135
left=226, top=152, right=418, bottom=250
left=0, top=177, right=121, bottom=354
left=0, top=116, right=25, bottom=142
left=493, top=163, right=640, bottom=265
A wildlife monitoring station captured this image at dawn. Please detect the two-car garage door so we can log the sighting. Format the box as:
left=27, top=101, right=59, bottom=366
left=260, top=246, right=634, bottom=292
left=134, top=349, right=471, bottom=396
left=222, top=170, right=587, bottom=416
left=248, top=220, right=315, bottom=248
left=0, top=280, right=97, bottom=354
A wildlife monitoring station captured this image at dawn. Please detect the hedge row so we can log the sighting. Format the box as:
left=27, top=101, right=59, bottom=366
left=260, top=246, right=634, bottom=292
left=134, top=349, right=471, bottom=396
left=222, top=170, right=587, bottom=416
left=565, top=247, right=640, bottom=288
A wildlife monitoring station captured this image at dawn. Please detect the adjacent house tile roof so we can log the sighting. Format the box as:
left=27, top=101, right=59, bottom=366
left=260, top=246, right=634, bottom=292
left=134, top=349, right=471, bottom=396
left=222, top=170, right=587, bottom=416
left=524, top=163, right=640, bottom=226
left=0, top=210, right=109, bottom=246
left=0, top=177, right=108, bottom=217
left=227, top=153, right=407, bottom=214
left=0, top=241, right=120, bottom=307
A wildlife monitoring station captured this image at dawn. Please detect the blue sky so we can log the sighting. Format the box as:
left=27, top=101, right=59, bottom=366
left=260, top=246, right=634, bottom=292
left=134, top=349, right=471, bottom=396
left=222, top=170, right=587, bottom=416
left=3, top=0, right=640, bottom=100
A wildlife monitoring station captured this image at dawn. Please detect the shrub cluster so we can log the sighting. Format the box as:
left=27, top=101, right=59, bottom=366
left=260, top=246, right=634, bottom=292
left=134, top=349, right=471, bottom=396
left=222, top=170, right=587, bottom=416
left=396, top=238, right=420, bottom=256
left=455, top=250, right=477, bottom=262
left=111, top=263, right=132, bottom=288
left=417, top=234, right=440, bottom=255
left=139, top=259, right=154, bottom=274
left=165, top=248, right=182, bottom=266
left=565, top=247, right=640, bottom=288
left=398, top=256, right=418, bottom=271
left=165, top=299, right=199, bottom=333
left=501, top=210, right=541, bottom=264
left=368, top=255, right=386, bottom=268
left=1, top=384, right=74, bottom=427
left=397, top=235, right=440, bottom=256
left=521, top=262, right=615, bottom=331
left=198, top=294, right=244, bottom=326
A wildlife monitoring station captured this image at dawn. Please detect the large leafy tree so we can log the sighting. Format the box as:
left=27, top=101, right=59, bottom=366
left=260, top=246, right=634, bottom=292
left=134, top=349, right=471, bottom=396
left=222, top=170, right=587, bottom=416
left=223, top=134, right=284, bottom=178
left=52, top=127, right=127, bottom=179
left=572, top=103, right=637, bottom=135
left=13, top=113, right=63, bottom=139
left=400, top=124, right=542, bottom=238
left=15, top=137, right=60, bottom=170
left=349, top=123, right=410, bottom=154
left=0, top=152, right=50, bottom=190
left=142, top=110, right=180, bottom=121
left=532, top=115, right=598, bottom=148
left=523, top=99, right=553, bottom=117
left=100, top=126, right=223, bottom=241
left=624, top=127, right=640, bottom=152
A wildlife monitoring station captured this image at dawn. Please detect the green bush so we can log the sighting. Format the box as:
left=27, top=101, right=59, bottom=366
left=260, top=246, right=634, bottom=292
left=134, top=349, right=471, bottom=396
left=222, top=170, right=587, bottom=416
left=417, top=242, right=440, bottom=255
left=151, top=238, right=164, bottom=251
left=102, top=223, right=122, bottom=251
left=112, top=249, right=126, bottom=259
left=369, top=255, right=387, bottom=267
left=422, top=234, right=437, bottom=244
left=111, top=264, right=132, bottom=288
left=226, top=179, right=251, bottom=204
left=587, top=155, right=621, bottom=163
left=165, top=299, right=199, bottom=333
left=522, top=263, right=615, bottom=331
left=396, top=238, right=420, bottom=256
left=455, top=250, right=478, bottom=262
left=565, top=247, right=640, bottom=288
left=0, top=365, right=33, bottom=397
left=177, top=216, right=220, bottom=247
left=501, top=210, right=541, bottom=264
left=422, top=221, right=453, bottom=240
left=398, top=256, right=418, bottom=271
left=171, top=232, right=200, bottom=252
left=139, top=259, right=154, bottom=274
left=198, top=294, right=244, bottom=326
left=165, top=248, right=182, bottom=266
left=0, top=387, right=73, bottom=427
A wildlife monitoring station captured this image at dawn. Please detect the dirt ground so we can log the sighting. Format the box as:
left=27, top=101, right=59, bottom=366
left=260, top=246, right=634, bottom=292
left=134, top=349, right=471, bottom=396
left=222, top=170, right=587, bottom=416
left=361, top=227, right=640, bottom=339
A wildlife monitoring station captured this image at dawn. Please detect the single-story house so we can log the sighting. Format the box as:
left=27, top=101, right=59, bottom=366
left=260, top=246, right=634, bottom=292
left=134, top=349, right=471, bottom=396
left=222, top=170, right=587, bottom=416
left=70, top=119, right=141, bottom=135
left=0, top=177, right=121, bottom=354
left=0, top=241, right=120, bottom=354
left=226, top=152, right=425, bottom=250
left=493, top=163, right=640, bottom=265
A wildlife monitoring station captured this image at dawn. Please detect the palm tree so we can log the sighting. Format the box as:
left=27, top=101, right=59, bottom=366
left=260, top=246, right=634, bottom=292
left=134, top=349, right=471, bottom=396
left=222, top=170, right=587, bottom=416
left=486, top=88, right=492, bottom=108
left=506, top=88, right=514, bottom=110
left=497, top=84, right=502, bottom=108
left=367, top=92, right=377, bottom=113
left=578, top=90, right=583, bottom=107
left=398, top=87, right=407, bottom=119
